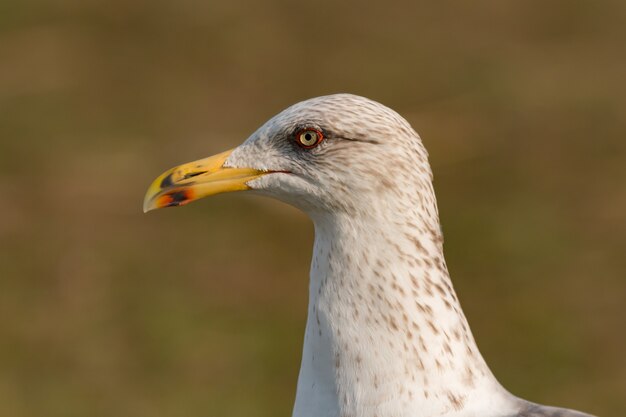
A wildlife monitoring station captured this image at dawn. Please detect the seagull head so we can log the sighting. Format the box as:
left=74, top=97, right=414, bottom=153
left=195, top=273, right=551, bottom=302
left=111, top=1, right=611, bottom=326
left=144, top=94, right=434, bottom=218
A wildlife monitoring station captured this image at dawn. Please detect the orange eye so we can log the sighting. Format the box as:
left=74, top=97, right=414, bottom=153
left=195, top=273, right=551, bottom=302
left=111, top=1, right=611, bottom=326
left=296, top=129, right=323, bottom=148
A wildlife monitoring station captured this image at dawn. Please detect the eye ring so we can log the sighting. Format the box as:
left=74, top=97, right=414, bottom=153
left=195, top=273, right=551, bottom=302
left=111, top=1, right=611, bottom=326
left=295, top=128, right=324, bottom=149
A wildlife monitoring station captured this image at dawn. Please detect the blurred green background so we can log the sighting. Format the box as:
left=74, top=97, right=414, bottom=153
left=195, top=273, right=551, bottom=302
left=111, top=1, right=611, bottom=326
left=0, top=0, right=624, bottom=416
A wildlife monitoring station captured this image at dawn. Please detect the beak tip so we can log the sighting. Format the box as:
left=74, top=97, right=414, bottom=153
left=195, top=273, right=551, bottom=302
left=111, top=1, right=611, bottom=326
left=142, top=195, right=157, bottom=213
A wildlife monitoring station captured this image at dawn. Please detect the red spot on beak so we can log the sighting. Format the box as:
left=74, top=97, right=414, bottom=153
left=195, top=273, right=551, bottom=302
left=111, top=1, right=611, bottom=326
left=157, top=189, right=194, bottom=208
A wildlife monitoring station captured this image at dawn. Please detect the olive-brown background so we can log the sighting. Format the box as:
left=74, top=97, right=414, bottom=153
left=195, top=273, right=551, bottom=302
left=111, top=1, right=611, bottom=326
left=0, top=1, right=624, bottom=416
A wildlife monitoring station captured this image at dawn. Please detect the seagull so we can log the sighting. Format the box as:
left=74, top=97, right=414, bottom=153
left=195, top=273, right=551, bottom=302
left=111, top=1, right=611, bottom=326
left=143, top=94, right=595, bottom=417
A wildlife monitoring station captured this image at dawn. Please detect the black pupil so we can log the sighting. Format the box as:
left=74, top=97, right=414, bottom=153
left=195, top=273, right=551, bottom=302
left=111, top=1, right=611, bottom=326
left=305, top=133, right=313, bottom=141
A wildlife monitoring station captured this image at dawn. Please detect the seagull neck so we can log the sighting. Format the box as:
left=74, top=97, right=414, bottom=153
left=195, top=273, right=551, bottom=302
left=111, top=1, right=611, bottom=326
left=292, top=211, right=511, bottom=417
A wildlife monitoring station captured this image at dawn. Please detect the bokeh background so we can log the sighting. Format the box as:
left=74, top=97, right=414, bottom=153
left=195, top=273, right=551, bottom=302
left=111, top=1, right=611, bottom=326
left=1, top=0, right=624, bottom=416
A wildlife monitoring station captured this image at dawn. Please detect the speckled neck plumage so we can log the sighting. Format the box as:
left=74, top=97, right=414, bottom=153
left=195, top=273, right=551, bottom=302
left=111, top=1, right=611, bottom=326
left=144, top=93, right=594, bottom=417
left=293, top=205, right=513, bottom=417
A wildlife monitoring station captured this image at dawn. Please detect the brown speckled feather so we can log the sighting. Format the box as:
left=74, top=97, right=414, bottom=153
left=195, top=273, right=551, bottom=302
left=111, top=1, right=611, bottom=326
left=146, top=94, right=598, bottom=417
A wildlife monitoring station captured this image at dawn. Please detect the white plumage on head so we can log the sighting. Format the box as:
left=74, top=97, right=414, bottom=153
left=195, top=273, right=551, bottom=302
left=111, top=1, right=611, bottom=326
left=145, top=94, right=595, bottom=417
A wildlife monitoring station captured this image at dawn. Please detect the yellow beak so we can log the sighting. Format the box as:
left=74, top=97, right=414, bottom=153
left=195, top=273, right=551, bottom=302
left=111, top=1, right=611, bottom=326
left=143, top=149, right=267, bottom=213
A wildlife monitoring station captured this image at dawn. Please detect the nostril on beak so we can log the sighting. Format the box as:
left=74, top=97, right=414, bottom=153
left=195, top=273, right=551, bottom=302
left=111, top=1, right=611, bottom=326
left=183, top=171, right=207, bottom=180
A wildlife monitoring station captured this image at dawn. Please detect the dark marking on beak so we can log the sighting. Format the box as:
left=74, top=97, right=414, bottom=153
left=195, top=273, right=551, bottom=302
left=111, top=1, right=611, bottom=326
left=160, top=172, right=174, bottom=188
left=168, top=191, right=189, bottom=206
left=157, top=189, right=193, bottom=208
